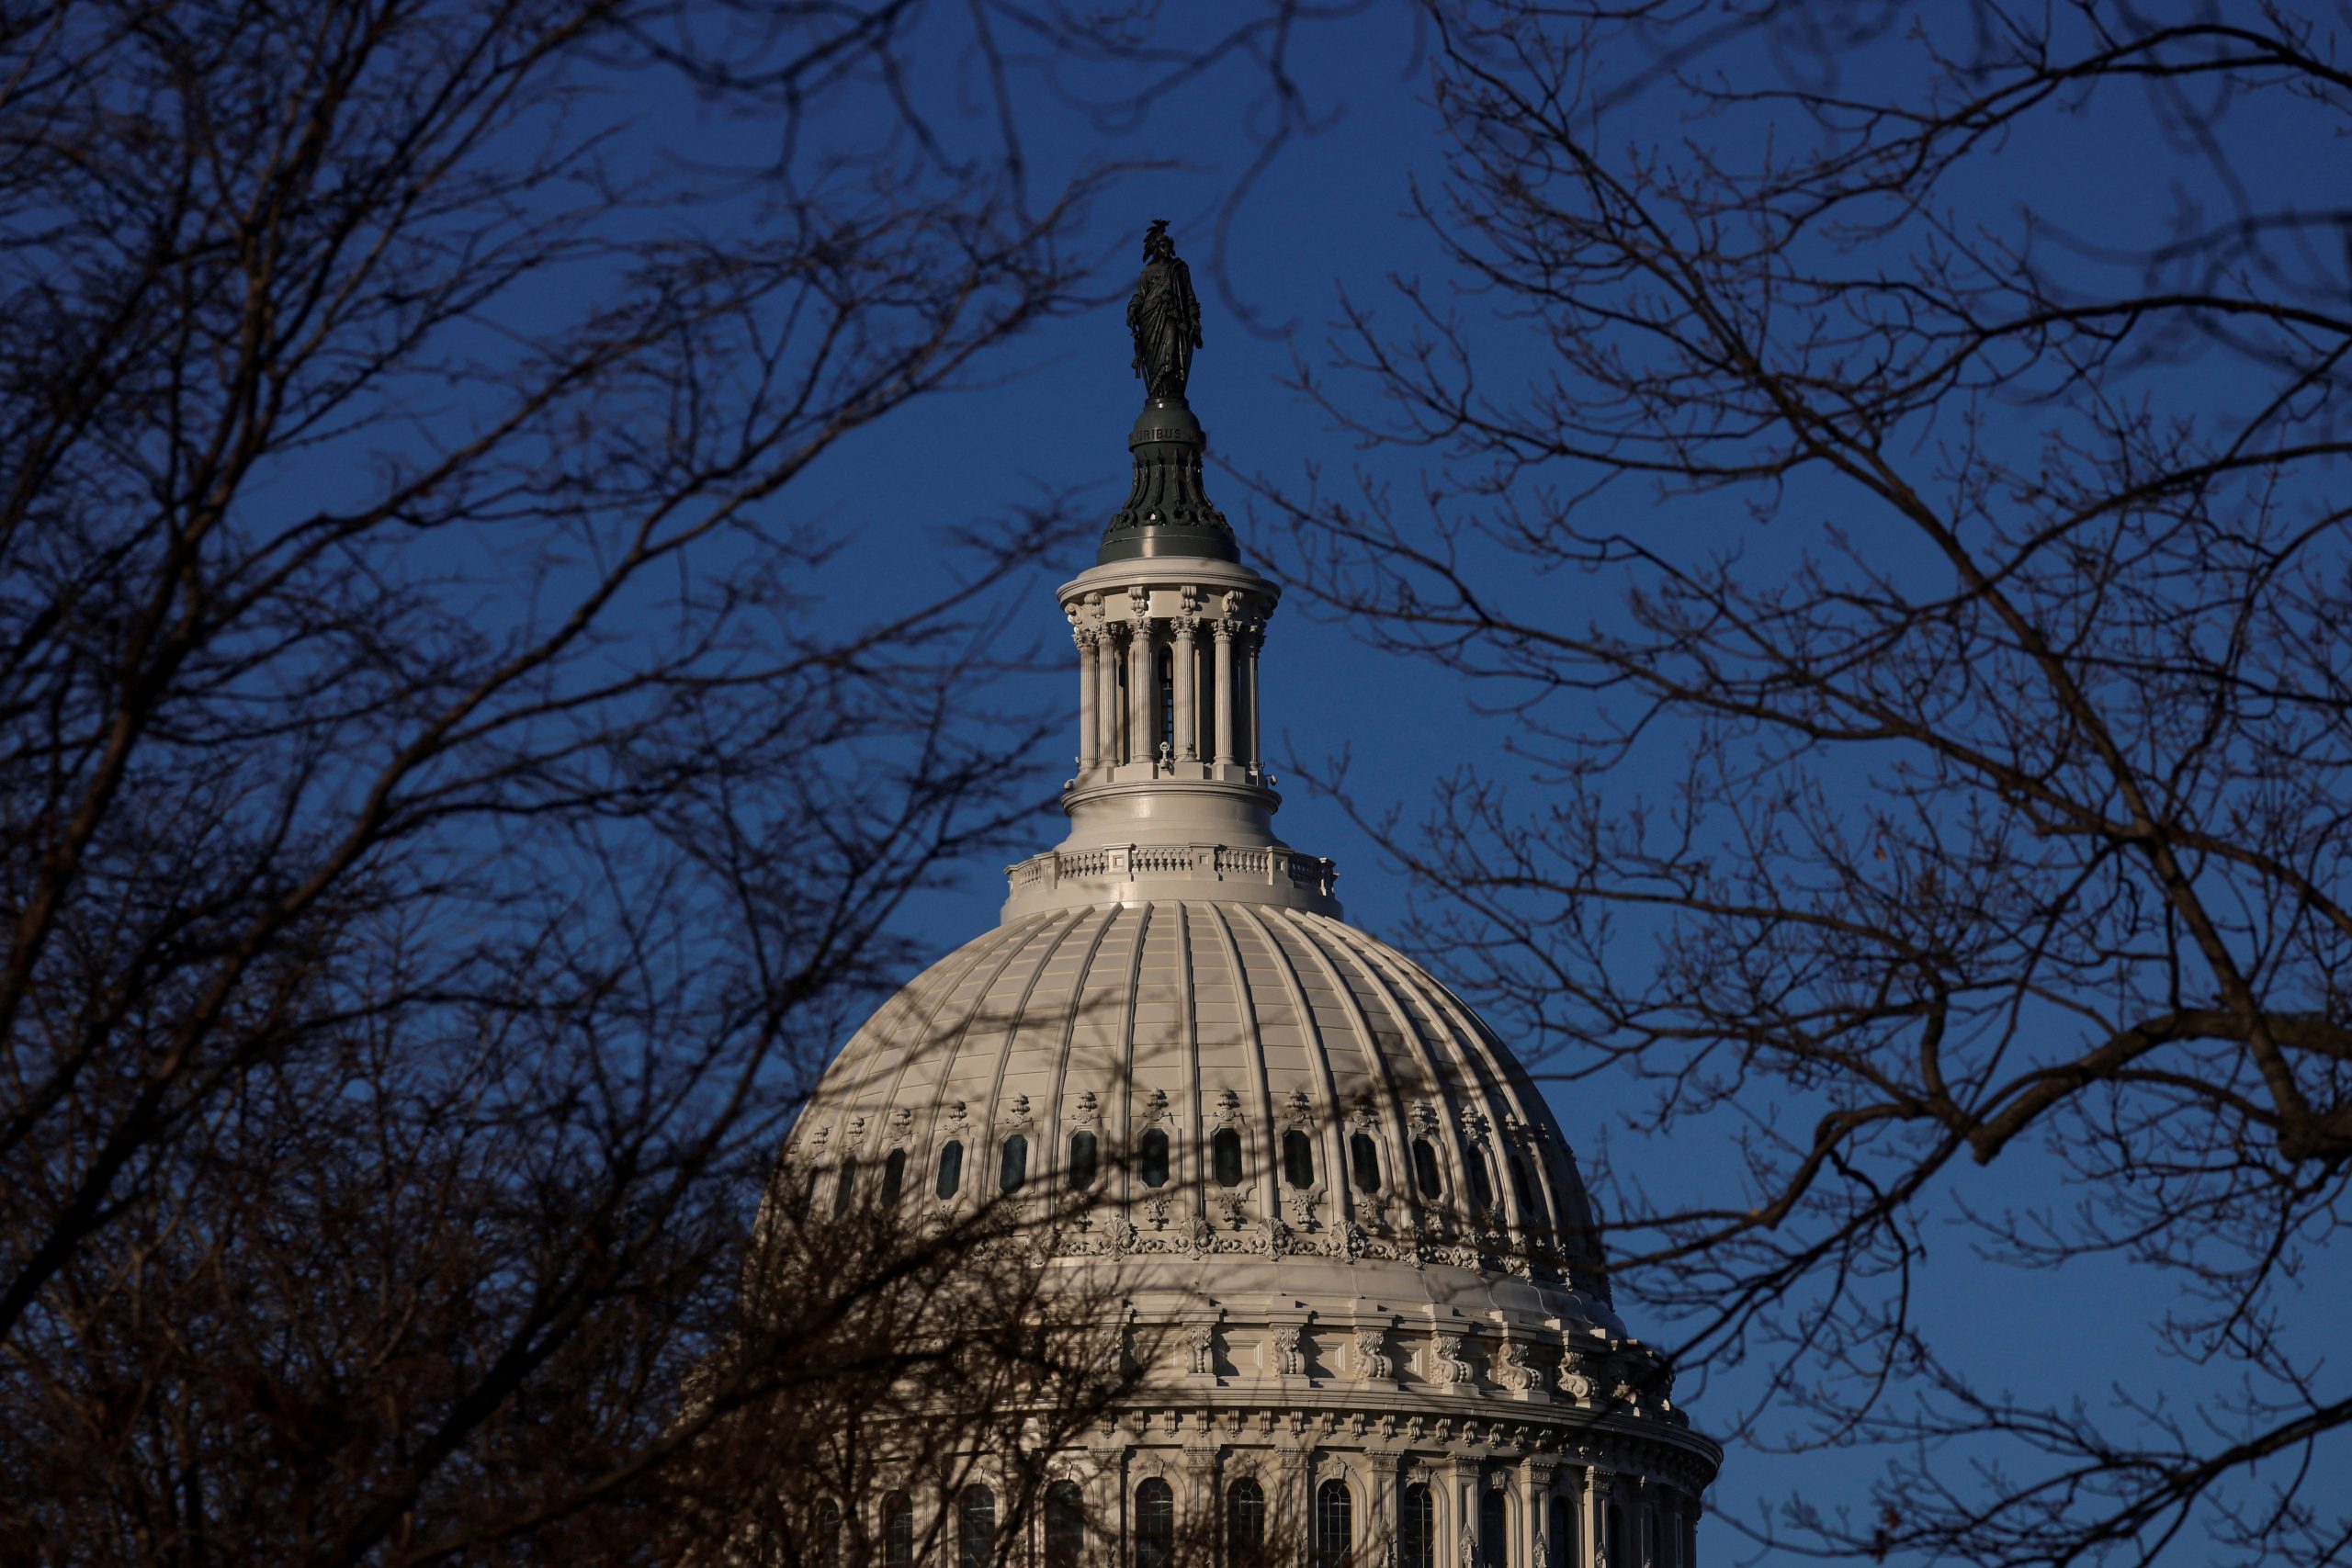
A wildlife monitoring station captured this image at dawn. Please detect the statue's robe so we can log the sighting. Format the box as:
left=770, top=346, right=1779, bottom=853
left=1127, top=255, right=1201, bottom=400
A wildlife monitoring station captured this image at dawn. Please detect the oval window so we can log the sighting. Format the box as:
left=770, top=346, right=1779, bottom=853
left=1138, top=1127, right=1170, bottom=1189
left=1001, top=1134, right=1029, bottom=1193
left=1461, top=1137, right=1495, bottom=1212
left=1068, top=1129, right=1099, bottom=1190
left=935, top=1139, right=964, bottom=1200
left=1411, top=1137, right=1442, bottom=1200
left=1211, top=1126, right=1244, bottom=1188
left=1282, top=1129, right=1315, bottom=1189
left=1350, top=1132, right=1382, bottom=1193
left=881, top=1147, right=907, bottom=1203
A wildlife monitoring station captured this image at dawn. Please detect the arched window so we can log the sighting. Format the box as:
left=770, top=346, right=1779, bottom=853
left=1312, top=1478, right=1352, bottom=1567
left=1228, top=1478, right=1267, bottom=1562
left=884, top=1492, right=915, bottom=1568
left=881, top=1147, right=907, bottom=1203
left=935, top=1139, right=964, bottom=1200
left=1461, top=1137, right=1496, bottom=1212
left=1547, top=1495, right=1573, bottom=1568
left=814, top=1499, right=842, bottom=1567
left=1411, top=1137, right=1442, bottom=1200
left=1283, top=1129, right=1316, bottom=1189
left=1509, top=1155, right=1536, bottom=1215
left=832, top=1157, right=857, bottom=1215
left=1350, top=1132, right=1382, bottom=1192
left=1605, top=1501, right=1624, bottom=1568
left=1045, top=1481, right=1085, bottom=1568
left=1479, top=1488, right=1509, bottom=1567
left=1135, top=1477, right=1174, bottom=1568
left=960, top=1485, right=995, bottom=1568
left=1000, top=1134, right=1028, bottom=1193
left=1401, top=1483, right=1435, bottom=1568
left=1068, top=1129, right=1099, bottom=1190
left=1138, top=1127, right=1170, bottom=1188
left=1211, top=1126, right=1243, bottom=1188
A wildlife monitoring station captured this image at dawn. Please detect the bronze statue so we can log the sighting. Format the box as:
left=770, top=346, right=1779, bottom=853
left=1127, top=220, right=1202, bottom=401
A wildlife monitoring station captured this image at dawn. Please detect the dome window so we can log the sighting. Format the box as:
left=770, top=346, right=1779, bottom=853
left=1479, top=1488, right=1508, bottom=1567
left=1228, top=1479, right=1266, bottom=1557
left=880, top=1147, right=906, bottom=1203
left=831, top=1157, right=857, bottom=1216
left=960, top=1486, right=995, bottom=1568
left=935, top=1140, right=964, bottom=1200
left=1067, top=1129, right=1099, bottom=1190
left=1211, top=1126, right=1244, bottom=1188
left=1045, top=1482, right=1084, bottom=1568
left=1411, top=1138, right=1443, bottom=1200
left=1000, top=1134, right=1029, bottom=1193
left=1311, top=1479, right=1352, bottom=1568
left=885, top=1492, right=915, bottom=1567
left=1349, top=1133, right=1382, bottom=1193
left=1138, top=1127, right=1170, bottom=1189
left=1461, top=1136, right=1496, bottom=1212
left=1282, top=1129, right=1315, bottom=1189
left=1402, top=1483, right=1435, bottom=1568
left=1135, top=1478, right=1174, bottom=1568
left=1509, top=1154, right=1536, bottom=1215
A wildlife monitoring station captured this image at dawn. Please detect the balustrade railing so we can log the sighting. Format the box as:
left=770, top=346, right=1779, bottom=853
left=1004, top=842, right=1339, bottom=898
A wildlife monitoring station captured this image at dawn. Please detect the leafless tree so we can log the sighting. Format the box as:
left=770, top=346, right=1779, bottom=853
left=1273, top=3, right=2352, bottom=1563
left=0, top=0, right=1360, bottom=1560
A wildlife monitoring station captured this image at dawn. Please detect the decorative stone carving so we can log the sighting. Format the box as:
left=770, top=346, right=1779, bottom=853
left=1495, top=1338, right=1542, bottom=1393
left=1558, top=1352, right=1598, bottom=1403
left=1184, top=1323, right=1216, bottom=1376
left=1430, top=1334, right=1476, bottom=1388
left=1272, top=1327, right=1305, bottom=1377
left=1351, top=1327, right=1394, bottom=1382
left=1145, top=1087, right=1170, bottom=1122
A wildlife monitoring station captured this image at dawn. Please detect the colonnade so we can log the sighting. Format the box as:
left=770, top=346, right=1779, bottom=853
left=1073, top=610, right=1264, bottom=779
left=1075, top=1446, right=1697, bottom=1568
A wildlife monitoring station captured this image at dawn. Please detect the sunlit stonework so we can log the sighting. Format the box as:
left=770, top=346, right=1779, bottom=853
left=782, top=226, right=1720, bottom=1566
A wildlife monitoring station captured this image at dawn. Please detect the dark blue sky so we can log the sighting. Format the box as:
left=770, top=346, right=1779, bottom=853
left=737, top=5, right=2352, bottom=1555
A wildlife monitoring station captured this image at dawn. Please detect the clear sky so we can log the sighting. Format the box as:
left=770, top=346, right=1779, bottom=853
left=734, top=4, right=2352, bottom=1557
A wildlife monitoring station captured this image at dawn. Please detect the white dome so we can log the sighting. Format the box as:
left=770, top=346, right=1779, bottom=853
left=797, top=897, right=1618, bottom=1325
left=775, top=365, right=1719, bottom=1565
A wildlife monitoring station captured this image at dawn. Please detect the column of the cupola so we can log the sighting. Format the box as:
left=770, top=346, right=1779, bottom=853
left=1172, top=614, right=1198, bottom=761
left=1211, top=618, right=1236, bottom=767
left=1125, top=604, right=1153, bottom=765
left=1074, top=626, right=1100, bottom=773
left=1096, top=621, right=1124, bottom=768
left=1245, top=621, right=1264, bottom=773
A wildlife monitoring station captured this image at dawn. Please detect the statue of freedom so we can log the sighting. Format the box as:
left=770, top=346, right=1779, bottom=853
left=1127, top=220, right=1202, bottom=401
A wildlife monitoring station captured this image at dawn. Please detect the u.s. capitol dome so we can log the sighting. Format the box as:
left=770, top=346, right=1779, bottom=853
left=781, top=228, right=1719, bottom=1568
